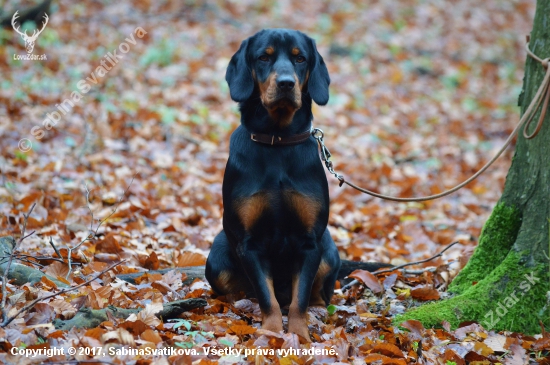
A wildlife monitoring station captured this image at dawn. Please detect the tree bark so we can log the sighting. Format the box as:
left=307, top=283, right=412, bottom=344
left=397, top=1, right=550, bottom=334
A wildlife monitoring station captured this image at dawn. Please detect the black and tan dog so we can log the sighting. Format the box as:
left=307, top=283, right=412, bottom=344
left=206, top=29, right=389, bottom=341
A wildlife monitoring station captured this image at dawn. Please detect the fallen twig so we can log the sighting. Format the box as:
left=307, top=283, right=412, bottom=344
left=374, top=241, right=459, bottom=275
left=401, top=267, right=437, bottom=275
left=11, top=252, right=71, bottom=265
left=342, top=241, right=459, bottom=291
left=0, top=237, right=71, bottom=287
left=12, top=257, right=44, bottom=267
left=49, top=236, right=63, bottom=259
left=63, top=176, right=136, bottom=279
left=116, top=265, right=206, bottom=285
left=53, top=298, right=207, bottom=330
left=1, top=260, right=123, bottom=328
left=36, top=361, right=116, bottom=365
left=1, top=203, right=36, bottom=323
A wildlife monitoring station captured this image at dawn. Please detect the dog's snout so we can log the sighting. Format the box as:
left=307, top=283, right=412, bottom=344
left=277, top=76, right=295, bottom=92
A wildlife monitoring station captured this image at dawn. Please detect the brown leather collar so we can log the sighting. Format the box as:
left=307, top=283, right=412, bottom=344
left=250, top=128, right=312, bottom=146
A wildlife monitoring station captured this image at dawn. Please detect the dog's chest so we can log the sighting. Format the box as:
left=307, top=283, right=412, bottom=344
left=232, top=145, right=321, bottom=225
left=234, top=188, right=321, bottom=233
left=225, top=127, right=327, bottom=234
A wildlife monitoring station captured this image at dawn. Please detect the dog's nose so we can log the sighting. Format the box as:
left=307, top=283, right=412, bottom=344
left=277, top=76, right=295, bottom=92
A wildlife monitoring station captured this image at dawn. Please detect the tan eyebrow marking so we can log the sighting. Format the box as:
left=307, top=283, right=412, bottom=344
left=265, top=47, right=274, bottom=55
left=291, top=47, right=300, bottom=55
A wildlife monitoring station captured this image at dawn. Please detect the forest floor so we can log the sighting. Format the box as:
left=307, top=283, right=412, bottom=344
left=0, top=0, right=548, bottom=364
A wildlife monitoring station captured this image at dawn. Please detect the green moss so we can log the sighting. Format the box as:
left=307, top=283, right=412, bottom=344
left=395, top=251, right=550, bottom=334
left=448, top=203, right=522, bottom=294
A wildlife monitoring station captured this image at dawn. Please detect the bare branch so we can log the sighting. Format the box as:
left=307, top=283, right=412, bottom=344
left=1, top=203, right=36, bottom=322
left=373, top=241, right=459, bottom=275
left=93, top=174, right=136, bottom=235
left=13, top=253, right=71, bottom=266
left=35, top=361, right=116, bottom=365
left=49, top=236, right=63, bottom=260
left=342, top=241, right=460, bottom=291
left=65, top=175, right=136, bottom=279
left=14, top=258, right=45, bottom=268
left=18, top=203, right=36, bottom=246
left=73, top=174, right=136, bottom=251
left=401, top=267, right=437, bottom=275
left=19, top=230, right=36, bottom=243
left=84, top=182, right=95, bottom=234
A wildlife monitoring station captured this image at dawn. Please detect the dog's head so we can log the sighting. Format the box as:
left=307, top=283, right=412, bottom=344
left=226, top=29, right=330, bottom=126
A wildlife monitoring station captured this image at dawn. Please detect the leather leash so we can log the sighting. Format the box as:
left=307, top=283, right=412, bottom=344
left=312, top=38, right=549, bottom=202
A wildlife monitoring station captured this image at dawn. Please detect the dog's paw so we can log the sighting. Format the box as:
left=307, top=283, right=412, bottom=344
left=261, top=310, right=283, bottom=333
left=288, top=309, right=311, bottom=342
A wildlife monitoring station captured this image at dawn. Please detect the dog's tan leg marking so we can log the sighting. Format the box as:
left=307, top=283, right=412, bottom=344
left=288, top=275, right=311, bottom=342
left=261, top=277, right=283, bottom=333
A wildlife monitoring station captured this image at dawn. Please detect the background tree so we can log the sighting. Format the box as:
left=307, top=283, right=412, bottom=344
left=398, top=0, right=550, bottom=334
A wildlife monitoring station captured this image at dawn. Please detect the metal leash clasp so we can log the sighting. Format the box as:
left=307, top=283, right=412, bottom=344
left=311, top=127, right=345, bottom=185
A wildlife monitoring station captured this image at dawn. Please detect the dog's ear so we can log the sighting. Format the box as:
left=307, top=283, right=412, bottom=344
left=225, top=39, right=254, bottom=102
left=308, top=38, right=330, bottom=106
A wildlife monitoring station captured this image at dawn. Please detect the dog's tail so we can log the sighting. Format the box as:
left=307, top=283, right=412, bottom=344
left=336, top=260, right=393, bottom=280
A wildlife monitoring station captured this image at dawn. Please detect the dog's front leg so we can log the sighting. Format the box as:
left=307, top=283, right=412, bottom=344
left=237, top=236, right=283, bottom=333
left=287, top=237, right=322, bottom=342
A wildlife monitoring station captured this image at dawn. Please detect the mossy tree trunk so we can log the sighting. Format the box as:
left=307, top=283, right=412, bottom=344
left=397, top=1, right=550, bottom=334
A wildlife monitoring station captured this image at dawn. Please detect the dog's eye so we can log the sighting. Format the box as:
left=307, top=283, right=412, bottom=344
left=259, top=55, right=269, bottom=62
left=296, top=55, right=306, bottom=63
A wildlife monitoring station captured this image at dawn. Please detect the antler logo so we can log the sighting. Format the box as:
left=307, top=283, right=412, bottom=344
left=11, top=11, right=49, bottom=54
